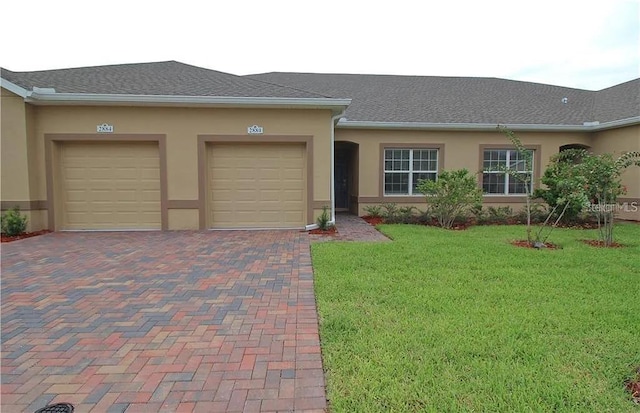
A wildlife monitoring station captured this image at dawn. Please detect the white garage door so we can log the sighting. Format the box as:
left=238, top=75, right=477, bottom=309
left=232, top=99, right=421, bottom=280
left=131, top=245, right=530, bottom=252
left=58, top=141, right=161, bottom=230
left=208, top=143, right=306, bottom=228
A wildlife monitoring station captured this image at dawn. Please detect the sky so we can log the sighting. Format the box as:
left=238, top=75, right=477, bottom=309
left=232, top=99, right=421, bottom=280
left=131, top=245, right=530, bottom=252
left=1, top=0, right=638, bottom=91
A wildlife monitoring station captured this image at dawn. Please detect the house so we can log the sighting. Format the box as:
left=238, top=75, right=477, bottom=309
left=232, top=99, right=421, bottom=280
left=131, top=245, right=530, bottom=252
left=1, top=61, right=638, bottom=232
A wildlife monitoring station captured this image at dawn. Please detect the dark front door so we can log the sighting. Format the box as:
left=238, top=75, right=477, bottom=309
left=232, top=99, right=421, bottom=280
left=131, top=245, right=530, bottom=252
left=335, top=155, right=348, bottom=210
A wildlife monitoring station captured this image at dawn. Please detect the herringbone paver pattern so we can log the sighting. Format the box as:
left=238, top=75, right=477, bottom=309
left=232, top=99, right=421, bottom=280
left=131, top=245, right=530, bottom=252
left=1, top=231, right=326, bottom=412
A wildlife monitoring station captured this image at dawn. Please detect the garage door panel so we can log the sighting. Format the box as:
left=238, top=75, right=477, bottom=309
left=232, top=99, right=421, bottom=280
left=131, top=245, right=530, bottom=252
left=259, top=169, right=280, bottom=179
left=208, top=143, right=305, bottom=228
left=282, top=191, right=304, bottom=202
left=234, top=191, right=257, bottom=201
left=140, top=170, right=159, bottom=180
left=114, top=190, right=136, bottom=201
left=58, top=142, right=161, bottom=230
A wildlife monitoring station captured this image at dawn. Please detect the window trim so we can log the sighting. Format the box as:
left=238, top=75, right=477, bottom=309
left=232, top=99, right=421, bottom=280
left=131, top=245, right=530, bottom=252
left=479, top=144, right=541, bottom=199
left=379, top=143, right=444, bottom=200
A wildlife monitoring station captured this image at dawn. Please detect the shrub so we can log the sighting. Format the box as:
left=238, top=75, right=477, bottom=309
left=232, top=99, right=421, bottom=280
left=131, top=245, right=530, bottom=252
left=534, top=149, right=590, bottom=223
left=1, top=207, right=28, bottom=236
left=380, top=203, right=400, bottom=221
left=316, top=205, right=332, bottom=230
left=363, top=205, right=383, bottom=218
left=487, top=206, right=513, bottom=224
left=581, top=151, right=640, bottom=246
left=398, top=206, right=417, bottom=222
left=417, top=169, right=482, bottom=229
left=514, top=204, right=548, bottom=224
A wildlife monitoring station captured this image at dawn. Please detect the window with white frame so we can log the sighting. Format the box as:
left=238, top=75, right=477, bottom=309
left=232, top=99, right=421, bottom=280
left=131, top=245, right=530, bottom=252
left=384, top=148, right=438, bottom=196
left=482, top=149, right=533, bottom=195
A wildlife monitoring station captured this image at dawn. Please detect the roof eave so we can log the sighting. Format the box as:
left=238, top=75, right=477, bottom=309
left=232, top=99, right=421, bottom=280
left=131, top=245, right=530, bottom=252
left=22, top=91, right=351, bottom=114
left=590, top=116, right=640, bottom=131
left=0, top=78, right=31, bottom=98
left=337, top=117, right=640, bottom=132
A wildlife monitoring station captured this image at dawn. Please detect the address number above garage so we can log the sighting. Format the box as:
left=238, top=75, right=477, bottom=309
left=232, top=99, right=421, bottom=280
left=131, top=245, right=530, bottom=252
left=247, top=125, right=264, bottom=135
left=97, top=123, right=114, bottom=133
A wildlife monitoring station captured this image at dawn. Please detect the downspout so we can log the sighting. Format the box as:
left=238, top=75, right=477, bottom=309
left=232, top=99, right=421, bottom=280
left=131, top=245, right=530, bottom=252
left=304, top=110, right=345, bottom=231
left=329, top=111, right=346, bottom=226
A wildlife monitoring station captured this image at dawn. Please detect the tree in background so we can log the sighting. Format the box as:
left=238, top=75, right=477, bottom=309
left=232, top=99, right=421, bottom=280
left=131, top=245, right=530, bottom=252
left=580, top=151, right=640, bottom=246
left=494, top=127, right=588, bottom=247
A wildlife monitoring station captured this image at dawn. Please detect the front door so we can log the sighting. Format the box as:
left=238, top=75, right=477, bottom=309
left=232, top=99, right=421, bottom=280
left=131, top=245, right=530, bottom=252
left=335, top=155, right=348, bottom=210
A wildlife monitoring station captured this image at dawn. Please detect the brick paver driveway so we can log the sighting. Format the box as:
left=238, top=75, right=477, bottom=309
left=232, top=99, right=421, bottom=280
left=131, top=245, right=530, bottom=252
left=1, top=231, right=326, bottom=412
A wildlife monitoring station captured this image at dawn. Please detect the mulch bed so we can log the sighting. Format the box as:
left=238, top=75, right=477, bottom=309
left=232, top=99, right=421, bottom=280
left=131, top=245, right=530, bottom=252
left=511, top=240, right=559, bottom=249
left=361, top=216, right=384, bottom=226
left=580, top=239, right=624, bottom=248
left=308, top=226, right=338, bottom=235
left=1, top=230, right=52, bottom=243
left=628, top=380, right=640, bottom=404
left=627, top=367, right=640, bottom=405
left=361, top=215, right=605, bottom=231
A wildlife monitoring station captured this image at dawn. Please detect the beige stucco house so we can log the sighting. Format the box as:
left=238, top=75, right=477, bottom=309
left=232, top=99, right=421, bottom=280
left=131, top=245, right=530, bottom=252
left=1, top=61, right=638, bottom=231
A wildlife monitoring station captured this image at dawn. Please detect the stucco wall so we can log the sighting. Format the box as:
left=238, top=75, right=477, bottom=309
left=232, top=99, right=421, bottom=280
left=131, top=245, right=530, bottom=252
left=335, top=128, right=595, bottom=216
left=591, top=124, right=640, bottom=220
left=12, top=103, right=333, bottom=230
left=0, top=89, right=47, bottom=231
left=1, top=88, right=30, bottom=201
left=4, top=87, right=638, bottom=231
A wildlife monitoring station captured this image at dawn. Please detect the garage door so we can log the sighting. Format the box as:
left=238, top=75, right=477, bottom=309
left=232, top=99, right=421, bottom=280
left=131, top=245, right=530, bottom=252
left=58, top=141, right=161, bottom=230
left=208, top=143, right=306, bottom=228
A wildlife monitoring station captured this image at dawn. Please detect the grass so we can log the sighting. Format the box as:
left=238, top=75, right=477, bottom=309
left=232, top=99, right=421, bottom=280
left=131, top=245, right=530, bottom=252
left=312, top=223, right=640, bottom=412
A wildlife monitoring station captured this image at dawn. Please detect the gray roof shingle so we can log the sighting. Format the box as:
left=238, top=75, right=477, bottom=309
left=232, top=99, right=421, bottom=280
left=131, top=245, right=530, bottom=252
left=2, top=61, right=637, bottom=125
left=246, top=72, right=640, bottom=125
left=593, top=78, right=640, bottom=123
left=1, top=61, right=331, bottom=99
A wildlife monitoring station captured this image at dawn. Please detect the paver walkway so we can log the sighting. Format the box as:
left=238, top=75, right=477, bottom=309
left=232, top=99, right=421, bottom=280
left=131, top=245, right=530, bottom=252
left=309, top=213, right=390, bottom=243
left=1, top=231, right=326, bottom=412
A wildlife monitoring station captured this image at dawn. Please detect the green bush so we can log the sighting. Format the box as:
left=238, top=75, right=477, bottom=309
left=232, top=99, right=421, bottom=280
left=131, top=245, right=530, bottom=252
left=377, top=203, right=417, bottom=224
left=487, top=206, right=513, bottom=223
left=363, top=205, right=383, bottom=218
left=417, top=169, right=482, bottom=229
left=514, top=204, right=548, bottom=224
left=316, top=205, right=332, bottom=230
left=534, top=149, right=589, bottom=223
left=380, top=203, right=400, bottom=221
left=1, top=206, right=28, bottom=236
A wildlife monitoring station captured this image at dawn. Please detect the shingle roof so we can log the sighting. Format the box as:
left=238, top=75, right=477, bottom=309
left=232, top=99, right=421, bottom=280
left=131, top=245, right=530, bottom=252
left=246, top=72, right=640, bottom=125
left=593, top=78, right=640, bottom=123
left=0, top=61, right=331, bottom=99
left=2, top=61, right=637, bottom=125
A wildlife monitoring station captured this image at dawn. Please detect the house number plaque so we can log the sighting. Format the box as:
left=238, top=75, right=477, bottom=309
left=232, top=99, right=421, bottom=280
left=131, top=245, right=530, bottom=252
left=247, top=125, right=264, bottom=134
left=97, top=123, right=114, bottom=133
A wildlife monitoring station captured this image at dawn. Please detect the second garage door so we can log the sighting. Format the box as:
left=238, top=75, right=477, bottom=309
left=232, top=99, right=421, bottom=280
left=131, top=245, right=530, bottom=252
left=58, top=141, right=161, bottom=230
left=208, top=143, right=306, bottom=228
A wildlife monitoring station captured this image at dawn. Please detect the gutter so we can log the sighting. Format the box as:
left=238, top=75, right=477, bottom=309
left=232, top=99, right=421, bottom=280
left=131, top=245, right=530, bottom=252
left=337, top=117, right=640, bottom=132
left=25, top=90, right=352, bottom=113
left=329, top=111, right=347, bottom=226
left=0, top=77, right=351, bottom=114
left=0, top=78, right=31, bottom=98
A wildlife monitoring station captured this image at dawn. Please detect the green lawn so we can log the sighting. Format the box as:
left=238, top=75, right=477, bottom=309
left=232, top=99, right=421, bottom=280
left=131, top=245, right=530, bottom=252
left=312, top=223, right=640, bottom=412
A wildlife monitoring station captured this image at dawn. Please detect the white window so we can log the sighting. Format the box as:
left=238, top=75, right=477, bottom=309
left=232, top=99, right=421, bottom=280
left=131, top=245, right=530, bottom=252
left=482, top=149, right=533, bottom=195
left=384, top=149, right=438, bottom=196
